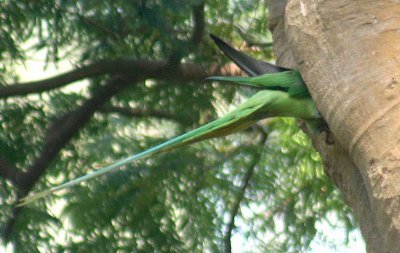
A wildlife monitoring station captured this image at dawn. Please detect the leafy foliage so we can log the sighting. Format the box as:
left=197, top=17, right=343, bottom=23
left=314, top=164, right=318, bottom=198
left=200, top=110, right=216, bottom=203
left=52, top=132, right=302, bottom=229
left=0, top=0, right=358, bottom=252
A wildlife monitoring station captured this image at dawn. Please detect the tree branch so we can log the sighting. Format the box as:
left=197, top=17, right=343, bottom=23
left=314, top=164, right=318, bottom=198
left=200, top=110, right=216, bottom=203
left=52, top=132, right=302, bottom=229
left=2, top=75, right=134, bottom=241
left=0, top=155, right=18, bottom=184
left=166, top=1, right=205, bottom=67
left=224, top=131, right=268, bottom=253
left=100, top=106, right=179, bottom=122
left=191, top=1, right=205, bottom=47
left=0, top=59, right=209, bottom=98
left=19, top=76, right=135, bottom=192
left=2, top=53, right=216, bottom=240
left=235, top=25, right=273, bottom=48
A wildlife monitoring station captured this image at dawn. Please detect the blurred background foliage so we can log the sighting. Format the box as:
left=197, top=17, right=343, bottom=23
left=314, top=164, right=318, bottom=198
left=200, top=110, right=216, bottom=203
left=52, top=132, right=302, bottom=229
left=0, top=0, right=359, bottom=252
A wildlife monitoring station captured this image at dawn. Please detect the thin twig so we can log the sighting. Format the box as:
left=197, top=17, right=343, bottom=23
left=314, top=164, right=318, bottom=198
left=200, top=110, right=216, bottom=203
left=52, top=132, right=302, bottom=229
left=100, top=106, right=180, bottom=122
left=224, top=131, right=268, bottom=253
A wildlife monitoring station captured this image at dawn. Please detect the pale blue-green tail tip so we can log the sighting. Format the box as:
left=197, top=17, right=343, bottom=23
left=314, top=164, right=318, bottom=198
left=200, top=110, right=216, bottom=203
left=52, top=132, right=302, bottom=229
left=18, top=188, right=59, bottom=206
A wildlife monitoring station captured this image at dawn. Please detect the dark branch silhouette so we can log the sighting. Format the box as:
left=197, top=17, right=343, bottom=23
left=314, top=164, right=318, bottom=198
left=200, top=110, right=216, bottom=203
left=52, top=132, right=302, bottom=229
left=235, top=25, right=274, bottom=48
left=0, top=155, right=18, bottom=185
left=1, top=8, right=210, bottom=238
left=3, top=75, right=135, bottom=240
left=100, top=106, right=180, bottom=122
left=191, top=1, right=205, bottom=47
left=0, top=59, right=209, bottom=98
left=224, top=131, right=268, bottom=253
left=1, top=2, right=210, bottom=240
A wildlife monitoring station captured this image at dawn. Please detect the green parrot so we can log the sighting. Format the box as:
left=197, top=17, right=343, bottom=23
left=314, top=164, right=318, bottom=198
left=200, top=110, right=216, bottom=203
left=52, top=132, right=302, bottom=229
left=19, top=35, right=320, bottom=206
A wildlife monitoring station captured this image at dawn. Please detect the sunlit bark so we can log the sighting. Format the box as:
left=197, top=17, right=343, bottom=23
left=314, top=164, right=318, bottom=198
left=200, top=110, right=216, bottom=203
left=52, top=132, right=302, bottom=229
left=269, top=1, right=400, bottom=252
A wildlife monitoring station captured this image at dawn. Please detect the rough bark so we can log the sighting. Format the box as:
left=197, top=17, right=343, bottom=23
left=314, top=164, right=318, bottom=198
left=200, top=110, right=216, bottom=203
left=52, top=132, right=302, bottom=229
left=268, top=1, right=400, bottom=252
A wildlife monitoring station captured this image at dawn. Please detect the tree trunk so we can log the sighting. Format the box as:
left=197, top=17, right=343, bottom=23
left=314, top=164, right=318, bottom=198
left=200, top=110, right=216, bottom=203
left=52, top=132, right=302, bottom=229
left=268, top=1, right=400, bottom=252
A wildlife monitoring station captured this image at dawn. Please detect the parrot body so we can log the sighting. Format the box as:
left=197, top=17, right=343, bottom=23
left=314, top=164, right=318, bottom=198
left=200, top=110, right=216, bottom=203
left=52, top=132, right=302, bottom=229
left=19, top=35, right=320, bottom=206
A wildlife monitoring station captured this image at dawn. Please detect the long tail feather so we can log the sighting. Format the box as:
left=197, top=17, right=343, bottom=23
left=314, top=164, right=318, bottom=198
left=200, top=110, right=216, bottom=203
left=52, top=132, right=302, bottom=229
left=210, top=34, right=290, bottom=76
left=18, top=91, right=276, bottom=206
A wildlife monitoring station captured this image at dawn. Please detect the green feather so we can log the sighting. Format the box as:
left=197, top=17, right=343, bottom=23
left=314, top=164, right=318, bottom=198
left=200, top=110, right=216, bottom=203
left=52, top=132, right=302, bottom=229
left=18, top=89, right=319, bottom=206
